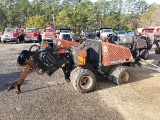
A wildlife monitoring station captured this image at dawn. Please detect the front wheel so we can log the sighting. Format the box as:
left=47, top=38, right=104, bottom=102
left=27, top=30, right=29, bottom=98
left=108, top=66, right=129, bottom=85
left=70, top=67, right=96, bottom=93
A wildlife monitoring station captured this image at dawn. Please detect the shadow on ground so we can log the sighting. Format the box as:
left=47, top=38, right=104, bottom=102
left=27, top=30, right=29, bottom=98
left=94, top=50, right=160, bottom=92
left=94, top=64, right=158, bottom=92
left=0, top=71, right=25, bottom=92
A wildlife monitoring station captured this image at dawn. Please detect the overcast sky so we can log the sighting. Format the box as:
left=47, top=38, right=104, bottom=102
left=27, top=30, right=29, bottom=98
left=28, top=0, right=160, bottom=4
left=91, top=0, right=160, bottom=4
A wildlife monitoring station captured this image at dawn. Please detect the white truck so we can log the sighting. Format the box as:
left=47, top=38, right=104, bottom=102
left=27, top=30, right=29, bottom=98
left=99, top=28, right=115, bottom=39
left=58, top=29, right=72, bottom=41
left=1, top=28, right=20, bottom=43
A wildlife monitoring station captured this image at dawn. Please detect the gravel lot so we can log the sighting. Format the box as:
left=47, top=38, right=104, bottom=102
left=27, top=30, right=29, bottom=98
left=0, top=43, right=160, bottom=120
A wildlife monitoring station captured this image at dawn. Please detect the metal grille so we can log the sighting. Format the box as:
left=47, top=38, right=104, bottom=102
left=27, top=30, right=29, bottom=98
left=108, top=44, right=132, bottom=61
left=26, top=34, right=33, bottom=38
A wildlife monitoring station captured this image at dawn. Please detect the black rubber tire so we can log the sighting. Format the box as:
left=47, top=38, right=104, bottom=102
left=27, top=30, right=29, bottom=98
left=16, top=39, right=20, bottom=44
left=29, top=44, right=40, bottom=51
left=70, top=67, right=96, bottom=93
left=139, top=49, right=149, bottom=60
left=108, top=66, right=129, bottom=85
left=155, top=47, right=160, bottom=54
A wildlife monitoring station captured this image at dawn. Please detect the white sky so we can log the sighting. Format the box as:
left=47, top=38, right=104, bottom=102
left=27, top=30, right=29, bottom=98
left=28, top=0, right=160, bottom=4
left=143, top=0, right=160, bottom=4
left=90, top=0, right=160, bottom=4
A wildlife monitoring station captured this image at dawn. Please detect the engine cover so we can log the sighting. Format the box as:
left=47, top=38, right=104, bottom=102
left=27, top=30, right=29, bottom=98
left=33, top=48, right=60, bottom=76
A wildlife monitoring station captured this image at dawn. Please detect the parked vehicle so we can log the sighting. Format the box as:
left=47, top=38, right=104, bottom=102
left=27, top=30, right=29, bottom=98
left=114, top=30, right=127, bottom=41
left=127, top=30, right=135, bottom=34
left=114, top=30, right=126, bottom=35
left=58, top=29, right=72, bottom=41
left=42, top=24, right=56, bottom=42
left=81, top=29, right=96, bottom=39
left=141, top=27, right=160, bottom=54
left=1, top=28, right=20, bottom=43
left=98, top=28, right=115, bottom=39
left=24, top=28, right=41, bottom=43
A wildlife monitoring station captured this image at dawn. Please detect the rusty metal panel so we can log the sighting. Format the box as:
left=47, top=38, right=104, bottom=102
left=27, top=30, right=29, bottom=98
left=136, top=37, right=147, bottom=49
left=101, top=42, right=111, bottom=66
left=77, top=50, right=87, bottom=66
left=41, top=43, right=49, bottom=49
left=102, top=42, right=133, bottom=66
left=56, top=39, right=80, bottom=50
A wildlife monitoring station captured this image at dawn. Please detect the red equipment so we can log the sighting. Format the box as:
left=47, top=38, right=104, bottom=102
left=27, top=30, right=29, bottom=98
left=141, top=27, right=160, bottom=54
left=42, top=24, right=56, bottom=42
left=1, top=28, right=21, bottom=43
left=6, top=38, right=145, bottom=94
left=24, top=28, right=41, bottom=43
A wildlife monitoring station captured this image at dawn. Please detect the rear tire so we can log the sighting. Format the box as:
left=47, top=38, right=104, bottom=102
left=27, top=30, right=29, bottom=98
left=140, top=49, right=149, bottom=60
left=155, top=47, right=160, bottom=54
left=70, top=67, right=96, bottom=93
left=108, top=66, right=129, bottom=85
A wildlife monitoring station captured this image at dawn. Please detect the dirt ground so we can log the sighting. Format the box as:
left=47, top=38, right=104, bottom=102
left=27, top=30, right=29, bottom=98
left=0, top=43, right=160, bottom=120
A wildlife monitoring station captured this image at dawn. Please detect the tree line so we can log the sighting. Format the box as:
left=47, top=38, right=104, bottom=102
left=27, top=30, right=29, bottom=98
left=0, top=0, right=160, bottom=34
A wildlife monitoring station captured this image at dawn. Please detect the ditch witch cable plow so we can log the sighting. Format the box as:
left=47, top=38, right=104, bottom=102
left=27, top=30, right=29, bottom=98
left=6, top=38, right=160, bottom=94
